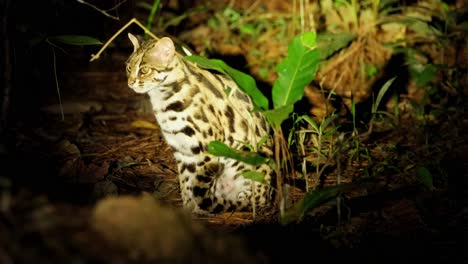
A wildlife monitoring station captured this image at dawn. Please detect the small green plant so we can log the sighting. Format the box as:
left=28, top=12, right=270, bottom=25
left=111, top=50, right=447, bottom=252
left=188, top=32, right=320, bottom=217
left=417, top=166, right=434, bottom=191
left=293, top=114, right=339, bottom=191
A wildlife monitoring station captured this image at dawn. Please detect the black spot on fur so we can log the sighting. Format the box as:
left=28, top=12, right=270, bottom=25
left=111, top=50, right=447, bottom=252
left=260, top=119, right=268, bottom=132
left=241, top=120, right=248, bottom=132
left=205, top=163, right=222, bottom=177
left=196, top=175, right=211, bottom=183
left=165, top=101, right=185, bottom=112
left=225, top=106, right=234, bottom=118
left=186, top=163, right=196, bottom=173
left=208, top=105, right=215, bottom=114
left=180, top=163, right=187, bottom=173
left=255, top=126, right=261, bottom=137
left=199, top=198, right=212, bottom=210
left=193, top=186, right=208, bottom=197
left=191, top=146, right=201, bottom=154
left=212, top=204, right=224, bottom=214
left=185, top=61, right=203, bottom=81
left=180, top=126, right=195, bottom=136
left=227, top=205, right=237, bottom=212
left=187, top=116, right=201, bottom=132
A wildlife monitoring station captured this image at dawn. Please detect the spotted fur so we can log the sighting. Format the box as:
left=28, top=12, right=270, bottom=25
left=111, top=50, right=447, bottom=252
left=126, top=33, right=274, bottom=214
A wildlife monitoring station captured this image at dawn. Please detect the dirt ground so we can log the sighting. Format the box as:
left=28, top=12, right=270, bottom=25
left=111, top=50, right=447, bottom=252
left=1, top=0, right=467, bottom=263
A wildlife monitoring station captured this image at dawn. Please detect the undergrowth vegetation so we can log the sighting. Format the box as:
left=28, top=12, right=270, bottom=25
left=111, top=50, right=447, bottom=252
left=2, top=0, right=466, bottom=262
left=171, top=0, right=466, bottom=225
left=83, top=0, right=466, bottom=227
left=75, top=0, right=467, bottom=223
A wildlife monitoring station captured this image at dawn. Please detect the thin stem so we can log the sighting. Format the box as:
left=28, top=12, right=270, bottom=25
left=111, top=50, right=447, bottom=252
left=76, top=0, right=122, bottom=20
left=90, top=18, right=158, bottom=62
left=274, top=126, right=283, bottom=216
left=50, top=45, right=64, bottom=121
left=145, top=0, right=161, bottom=39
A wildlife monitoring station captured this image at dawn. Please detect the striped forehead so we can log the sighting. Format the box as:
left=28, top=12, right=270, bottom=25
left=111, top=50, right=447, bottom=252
left=128, top=39, right=154, bottom=60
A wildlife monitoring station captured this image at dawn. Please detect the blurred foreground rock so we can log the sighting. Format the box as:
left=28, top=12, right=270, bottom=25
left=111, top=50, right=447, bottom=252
left=92, top=194, right=264, bottom=263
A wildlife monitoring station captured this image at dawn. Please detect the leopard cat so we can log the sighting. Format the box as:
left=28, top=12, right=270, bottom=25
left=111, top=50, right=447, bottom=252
left=126, top=33, right=274, bottom=214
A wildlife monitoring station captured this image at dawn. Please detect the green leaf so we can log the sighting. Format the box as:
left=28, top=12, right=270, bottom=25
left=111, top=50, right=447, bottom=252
left=412, top=64, right=437, bottom=86
left=208, top=141, right=269, bottom=166
left=316, top=32, right=355, bottom=60
left=302, top=115, right=319, bottom=132
left=185, top=55, right=269, bottom=110
left=272, top=32, right=319, bottom=109
left=372, top=77, right=396, bottom=114
left=322, top=126, right=339, bottom=141
left=281, top=184, right=355, bottom=224
left=239, top=24, right=256, bottom=35
left=365, top=64, right=379, bottom=77
left=257, top=135, right=269, bottom=150
left=263, top=104, right=294, bottom=127
left=48, top=35, right=102, bottom=46
left=417, top=167, right=434, bottom=190
left=223, top=7, right=241, bottom=23
left=320, top=114, right=338, bottom=132
left=242, top=170, right=265, bottom=183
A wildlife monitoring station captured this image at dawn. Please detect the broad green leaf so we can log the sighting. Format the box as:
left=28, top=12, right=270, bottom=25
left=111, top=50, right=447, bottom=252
left=48, top=35, right=102, bottom=45
left=263, top=104, right=294, bottom=127
left=208, top=141, right=269, bottom=166
left=242, top=170, right=265, bottom=183
left=272, top=32, right=319, bottom=109
left=185, top=55, right=269, bottom=110
left=417, top=167, right=434, bottom=190
left=316, top=32, right=355, bottom=60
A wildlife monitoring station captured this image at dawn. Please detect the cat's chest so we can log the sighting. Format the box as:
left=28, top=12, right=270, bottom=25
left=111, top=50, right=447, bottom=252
left=150, top=70, right=255, bottom=140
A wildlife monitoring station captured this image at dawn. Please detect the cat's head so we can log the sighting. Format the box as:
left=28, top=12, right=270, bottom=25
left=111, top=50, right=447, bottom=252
left=126, top=33, right=178, bottom=94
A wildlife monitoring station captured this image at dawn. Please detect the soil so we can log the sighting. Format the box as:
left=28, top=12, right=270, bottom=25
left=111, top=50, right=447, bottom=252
left=1, top=0, right=467, bottom=263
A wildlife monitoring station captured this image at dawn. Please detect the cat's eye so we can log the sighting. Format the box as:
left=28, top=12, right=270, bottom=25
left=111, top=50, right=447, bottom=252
left=139, top=66, right=151, bottom=75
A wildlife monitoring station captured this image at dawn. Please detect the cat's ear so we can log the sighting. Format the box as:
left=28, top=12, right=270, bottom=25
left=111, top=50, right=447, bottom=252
left=128, top=33, right=140, bottom=52
left=148, top=37, right=175, bottom=65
